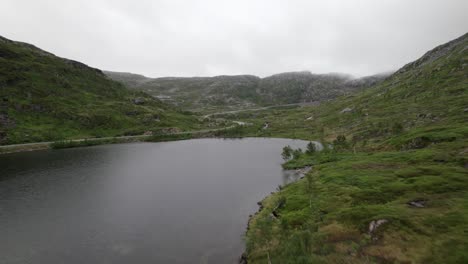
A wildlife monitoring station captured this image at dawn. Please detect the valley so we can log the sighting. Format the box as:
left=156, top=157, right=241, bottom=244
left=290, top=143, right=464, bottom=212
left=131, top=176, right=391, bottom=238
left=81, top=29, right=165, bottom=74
left=0, top=22, right=466, bottom=264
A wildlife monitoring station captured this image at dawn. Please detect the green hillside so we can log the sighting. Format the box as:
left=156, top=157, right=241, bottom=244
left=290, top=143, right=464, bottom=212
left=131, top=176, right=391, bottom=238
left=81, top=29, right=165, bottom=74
left=236, top=33, right=468, bottom=263
left=105, top=71, right=389, bottom=112
left=0, top=36, right=199, bottom=145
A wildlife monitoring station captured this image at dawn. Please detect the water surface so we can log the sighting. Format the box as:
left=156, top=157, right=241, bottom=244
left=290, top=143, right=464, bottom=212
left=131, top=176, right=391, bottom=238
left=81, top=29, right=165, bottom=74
left=0, top=138, right=308, bottom=264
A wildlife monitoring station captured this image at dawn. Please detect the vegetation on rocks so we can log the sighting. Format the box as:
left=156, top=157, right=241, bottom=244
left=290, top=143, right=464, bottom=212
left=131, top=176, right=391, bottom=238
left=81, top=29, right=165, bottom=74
left=0, top=35, right=201, bottom=145
left=243, top=33, right=468, bottom=263
left=105, top=70, right=389, bottom=112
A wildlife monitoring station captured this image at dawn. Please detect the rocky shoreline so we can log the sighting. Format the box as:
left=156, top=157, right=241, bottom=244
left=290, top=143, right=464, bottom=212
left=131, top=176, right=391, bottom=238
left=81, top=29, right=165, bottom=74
left=239, top=165, right=313, bottom=263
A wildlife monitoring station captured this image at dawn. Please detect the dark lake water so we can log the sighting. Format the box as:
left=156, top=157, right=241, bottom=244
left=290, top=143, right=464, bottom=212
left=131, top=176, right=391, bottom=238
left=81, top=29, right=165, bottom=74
left=0, top=138, right=310, bottom=264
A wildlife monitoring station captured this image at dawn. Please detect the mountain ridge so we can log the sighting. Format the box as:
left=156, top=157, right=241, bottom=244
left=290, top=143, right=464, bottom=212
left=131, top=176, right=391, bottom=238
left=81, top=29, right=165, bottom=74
left=105, top=70, right=391, bottom=111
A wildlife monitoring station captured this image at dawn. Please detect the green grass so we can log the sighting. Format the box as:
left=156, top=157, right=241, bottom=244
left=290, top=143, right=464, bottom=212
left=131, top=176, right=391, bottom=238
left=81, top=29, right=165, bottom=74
left=246, top=142, right=468, bottom=263
left=0, top=36, right=201, bottom=145
left=50, top=138, right=132, bottom=149
left=243, top=33, right=468, bottom=263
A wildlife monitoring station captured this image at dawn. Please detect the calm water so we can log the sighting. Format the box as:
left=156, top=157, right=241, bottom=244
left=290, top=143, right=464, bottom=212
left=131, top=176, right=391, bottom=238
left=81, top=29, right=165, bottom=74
left=0, top=138, right=309, bottom=264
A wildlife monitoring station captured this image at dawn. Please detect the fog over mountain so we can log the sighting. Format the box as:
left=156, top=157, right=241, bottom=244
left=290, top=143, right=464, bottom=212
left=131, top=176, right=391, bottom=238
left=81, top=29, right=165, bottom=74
left=1, top=0, right=467, bottom=77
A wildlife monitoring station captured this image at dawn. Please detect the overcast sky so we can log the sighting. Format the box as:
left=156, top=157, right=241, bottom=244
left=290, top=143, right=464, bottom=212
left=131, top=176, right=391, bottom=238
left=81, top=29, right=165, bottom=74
left=1, top=0, right=467, bottom=77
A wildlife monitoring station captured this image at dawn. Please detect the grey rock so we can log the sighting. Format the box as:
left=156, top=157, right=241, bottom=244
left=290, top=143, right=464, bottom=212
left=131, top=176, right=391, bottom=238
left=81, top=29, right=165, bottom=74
left=125, top=111, right=139, bottom=116
left=239, top=253, right=248, bottom=264
left=132, top=98, right=145, bottom=105
left=368, top=219, right=388, bottom=234
left=408, top=200, right=426, bottom=208
left=340, top=107, right=353, bottom=114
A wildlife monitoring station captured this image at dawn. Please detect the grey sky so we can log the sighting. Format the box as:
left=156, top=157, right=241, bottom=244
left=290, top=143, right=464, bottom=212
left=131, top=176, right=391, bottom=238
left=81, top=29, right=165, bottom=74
left=1, top=0, right=467, bottom=77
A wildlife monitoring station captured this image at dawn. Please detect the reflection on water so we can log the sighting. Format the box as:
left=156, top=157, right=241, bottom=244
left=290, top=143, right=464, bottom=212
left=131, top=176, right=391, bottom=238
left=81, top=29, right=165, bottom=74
left=0, top=138, right=308, bottom=264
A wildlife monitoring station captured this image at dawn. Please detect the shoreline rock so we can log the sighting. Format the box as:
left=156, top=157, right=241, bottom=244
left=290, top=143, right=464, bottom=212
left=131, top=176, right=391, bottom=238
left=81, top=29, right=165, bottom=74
left=240, top=165, right=313, bottom=263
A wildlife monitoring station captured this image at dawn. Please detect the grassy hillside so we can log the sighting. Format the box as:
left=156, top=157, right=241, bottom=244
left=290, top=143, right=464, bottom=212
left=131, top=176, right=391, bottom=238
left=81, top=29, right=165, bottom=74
left=237, top=33, right=468, bottom=263
left=105, top=71, right=389, bottom=112
left=0, top=36, right=200, bottom=145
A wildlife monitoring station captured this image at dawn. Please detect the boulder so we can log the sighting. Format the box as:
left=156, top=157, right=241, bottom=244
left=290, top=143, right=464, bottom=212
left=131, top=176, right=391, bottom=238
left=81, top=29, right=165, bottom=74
left=239, top=253, right=248, bottom=264
left=408, top=200, right=426, bottom=208
left=368, top=219, right=388, bottom=234
left=340, top=107, right=353, bottom=114
left=132, top=98, right=146, bottom=105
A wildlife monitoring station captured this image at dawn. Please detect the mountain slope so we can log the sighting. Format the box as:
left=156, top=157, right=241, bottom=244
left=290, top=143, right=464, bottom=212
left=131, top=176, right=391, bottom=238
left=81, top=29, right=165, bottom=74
left=105, top=71, right=390, bottom=112
left=0, top=36, right=198, bottom=145
left=234, top=33, right=468, bottom=263
left=257, top=72, right=359, bottom=104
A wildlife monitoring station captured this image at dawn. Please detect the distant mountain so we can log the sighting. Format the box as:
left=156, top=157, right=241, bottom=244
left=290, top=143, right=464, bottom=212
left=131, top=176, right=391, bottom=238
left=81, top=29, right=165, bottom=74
left=105, top=70, right=391, bottom=111
left=0, top=36, right=198, bottom=145
left=256, top=71, right=387, bottom=104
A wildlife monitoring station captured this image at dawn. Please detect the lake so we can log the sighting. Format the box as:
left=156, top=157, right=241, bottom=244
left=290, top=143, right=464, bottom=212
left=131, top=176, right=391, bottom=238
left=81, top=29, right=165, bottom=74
left=0, top=138, right=310, bottom=264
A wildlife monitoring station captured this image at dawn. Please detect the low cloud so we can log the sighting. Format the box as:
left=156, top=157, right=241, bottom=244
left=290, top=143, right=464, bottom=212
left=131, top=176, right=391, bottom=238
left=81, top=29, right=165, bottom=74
left=1, top=0, right=467, bottom=77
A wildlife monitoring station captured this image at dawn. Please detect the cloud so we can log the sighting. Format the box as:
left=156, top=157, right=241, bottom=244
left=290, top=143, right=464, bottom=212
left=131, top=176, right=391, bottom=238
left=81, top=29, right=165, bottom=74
left=1, top=0, right=467, bottom=77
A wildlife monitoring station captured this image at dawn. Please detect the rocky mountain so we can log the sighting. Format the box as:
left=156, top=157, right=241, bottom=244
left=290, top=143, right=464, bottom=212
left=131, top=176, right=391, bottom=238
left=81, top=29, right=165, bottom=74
left=105, top=70, right=391, bottom=111
left=0, top=36, right=198, bottom=145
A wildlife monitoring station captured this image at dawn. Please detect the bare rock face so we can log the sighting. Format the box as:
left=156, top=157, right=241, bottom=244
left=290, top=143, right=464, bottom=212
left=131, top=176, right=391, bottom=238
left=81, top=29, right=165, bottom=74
left=368, top=219, right=388, bottom=234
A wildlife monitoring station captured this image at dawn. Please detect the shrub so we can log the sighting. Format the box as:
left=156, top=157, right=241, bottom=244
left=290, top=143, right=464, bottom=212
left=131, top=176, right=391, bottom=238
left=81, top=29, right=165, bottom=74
left=306, top=142, right=316, bottom=154
left=333, top=135, right=349, bottom=151
left=292, top=148, right=303, bottom=159
left=282, top=145, right=293, bottom=160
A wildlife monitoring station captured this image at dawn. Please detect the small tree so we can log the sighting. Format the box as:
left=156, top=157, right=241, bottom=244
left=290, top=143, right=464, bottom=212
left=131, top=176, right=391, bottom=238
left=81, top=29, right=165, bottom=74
left=282, top=145, right=293, bottom=160
left=333, top=135, right=348, bottom=151
left=306, top=142, right=317, bottom=154
left=335, top=135, right=346, bottom=144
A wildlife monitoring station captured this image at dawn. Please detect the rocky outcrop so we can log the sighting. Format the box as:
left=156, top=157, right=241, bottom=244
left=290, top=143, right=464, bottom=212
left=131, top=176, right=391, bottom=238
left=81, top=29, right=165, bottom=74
left=408, top=200, right=426, bottom=208
left=340, top=107, right=353, bottom=114
left=239, top=253, right=248, bottom=264
left=132, top=98, right=146, bottom=105
left=397, top=33, right=468, bottom=74
left=368, top=219, right=388, bottom=234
